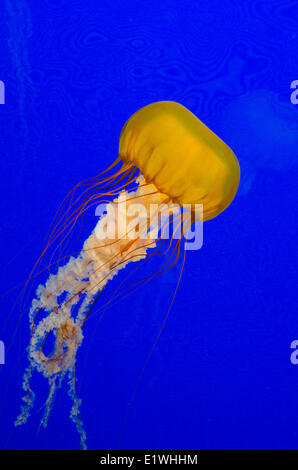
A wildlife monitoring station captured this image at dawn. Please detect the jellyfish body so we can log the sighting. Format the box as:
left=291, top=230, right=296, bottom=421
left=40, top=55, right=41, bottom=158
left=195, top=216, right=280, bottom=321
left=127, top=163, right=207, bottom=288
left=119, top=101, right=240, bottom=220
left=16, top=102, right=240, bottom=449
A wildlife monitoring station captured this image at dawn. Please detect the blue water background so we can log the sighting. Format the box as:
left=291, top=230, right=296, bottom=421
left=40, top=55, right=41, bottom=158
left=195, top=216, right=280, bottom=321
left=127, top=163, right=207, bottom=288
left=0, top=0, right=297, bottom=450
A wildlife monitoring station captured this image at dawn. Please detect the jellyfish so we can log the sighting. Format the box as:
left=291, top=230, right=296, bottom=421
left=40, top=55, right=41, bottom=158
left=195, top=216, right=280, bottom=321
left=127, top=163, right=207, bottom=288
left=15, top=101, right=240, bottom=449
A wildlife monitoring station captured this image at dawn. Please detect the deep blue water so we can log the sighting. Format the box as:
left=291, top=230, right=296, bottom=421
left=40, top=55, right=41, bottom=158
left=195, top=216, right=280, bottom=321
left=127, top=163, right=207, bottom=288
left=0, top=0, right=297, bottom=450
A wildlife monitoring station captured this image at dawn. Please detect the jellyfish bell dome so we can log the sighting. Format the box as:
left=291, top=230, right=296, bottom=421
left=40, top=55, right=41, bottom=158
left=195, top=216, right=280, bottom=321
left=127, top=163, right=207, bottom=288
left=119, top=101, right=240, bottom=221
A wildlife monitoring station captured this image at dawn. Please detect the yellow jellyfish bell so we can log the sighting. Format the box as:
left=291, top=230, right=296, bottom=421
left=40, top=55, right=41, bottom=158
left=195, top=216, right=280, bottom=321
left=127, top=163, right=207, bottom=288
left=16, top=101, right=240, bottom=450
left=119, top=101, right=240, bottom=220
